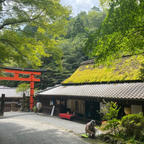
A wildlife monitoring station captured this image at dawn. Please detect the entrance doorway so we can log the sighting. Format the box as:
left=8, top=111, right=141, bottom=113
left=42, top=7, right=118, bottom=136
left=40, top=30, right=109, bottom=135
left=85, top=101, right=101, bottom=123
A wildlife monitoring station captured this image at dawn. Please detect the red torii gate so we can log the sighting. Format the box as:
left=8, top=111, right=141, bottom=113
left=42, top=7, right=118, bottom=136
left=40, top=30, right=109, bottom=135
left=0, top=67, right=43, bottom=110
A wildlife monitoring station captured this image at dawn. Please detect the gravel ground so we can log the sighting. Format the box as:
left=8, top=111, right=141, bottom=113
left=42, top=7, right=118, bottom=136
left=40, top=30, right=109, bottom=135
left=0, top=112, right=88, bottom=144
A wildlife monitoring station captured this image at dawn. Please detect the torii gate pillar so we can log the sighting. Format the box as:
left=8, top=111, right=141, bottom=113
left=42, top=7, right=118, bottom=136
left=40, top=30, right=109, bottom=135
left=30, top=75, right=34, bottom=109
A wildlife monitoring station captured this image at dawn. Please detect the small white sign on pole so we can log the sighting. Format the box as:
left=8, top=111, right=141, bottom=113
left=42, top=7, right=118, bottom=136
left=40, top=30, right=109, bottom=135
left=51, top=105, right=55, bottom=116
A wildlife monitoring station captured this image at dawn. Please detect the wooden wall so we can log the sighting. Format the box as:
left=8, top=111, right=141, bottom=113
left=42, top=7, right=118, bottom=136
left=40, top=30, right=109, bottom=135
left=67, top=99, right=85, bottom=115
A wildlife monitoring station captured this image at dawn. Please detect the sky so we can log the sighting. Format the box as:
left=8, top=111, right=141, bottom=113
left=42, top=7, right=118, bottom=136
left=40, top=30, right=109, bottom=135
left=60, top=0, right=100, bottom=16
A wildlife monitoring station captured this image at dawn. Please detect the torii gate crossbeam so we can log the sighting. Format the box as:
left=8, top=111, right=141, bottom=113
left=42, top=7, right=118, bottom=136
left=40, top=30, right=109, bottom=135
left=0, top=67, right=42, bottom=110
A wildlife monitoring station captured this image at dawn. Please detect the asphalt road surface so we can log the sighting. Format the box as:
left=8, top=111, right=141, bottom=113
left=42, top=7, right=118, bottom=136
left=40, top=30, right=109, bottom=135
left=0, top=112, right=88, bottom=144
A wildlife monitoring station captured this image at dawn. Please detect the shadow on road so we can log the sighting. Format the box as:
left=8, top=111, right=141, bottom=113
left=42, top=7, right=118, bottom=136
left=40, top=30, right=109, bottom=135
left=0, top=121, right=87, bottom=144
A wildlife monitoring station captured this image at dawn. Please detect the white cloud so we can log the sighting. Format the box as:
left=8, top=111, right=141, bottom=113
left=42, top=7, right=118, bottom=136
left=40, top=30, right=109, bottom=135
left=60, top=0, right=100, bottom=16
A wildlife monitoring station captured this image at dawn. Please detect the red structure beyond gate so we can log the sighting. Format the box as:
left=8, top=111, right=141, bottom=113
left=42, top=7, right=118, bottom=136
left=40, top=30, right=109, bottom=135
left=0, top=67, right=42, bottom=110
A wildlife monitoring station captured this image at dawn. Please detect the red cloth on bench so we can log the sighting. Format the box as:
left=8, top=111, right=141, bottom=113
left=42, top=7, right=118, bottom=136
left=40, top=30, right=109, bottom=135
left=59, top=113, right=74, bottom=120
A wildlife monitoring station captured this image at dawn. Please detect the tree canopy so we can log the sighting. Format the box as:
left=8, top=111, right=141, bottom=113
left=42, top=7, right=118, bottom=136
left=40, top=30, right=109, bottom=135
left=38, top=7, right=106, bottom=88
left=0, top=0, right=70, bottom=67
left=16, top=83, right=30, bottom=94
left=85, top=0, right=144, bottom=64
left=0, top=5, right=106, bottom=89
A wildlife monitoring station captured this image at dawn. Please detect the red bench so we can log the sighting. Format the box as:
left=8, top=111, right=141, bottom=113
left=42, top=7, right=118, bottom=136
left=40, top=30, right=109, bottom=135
left=59, top=113, right=74, bottom=120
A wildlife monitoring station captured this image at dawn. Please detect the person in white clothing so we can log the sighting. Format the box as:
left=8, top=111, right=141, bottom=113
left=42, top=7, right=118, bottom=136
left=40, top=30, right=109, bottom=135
left=36, top=102, right=42, bottom=113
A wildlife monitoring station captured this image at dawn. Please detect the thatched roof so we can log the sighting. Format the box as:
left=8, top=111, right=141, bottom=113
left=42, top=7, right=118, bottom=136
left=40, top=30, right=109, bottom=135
left=62, top=55, right=144, bottom=84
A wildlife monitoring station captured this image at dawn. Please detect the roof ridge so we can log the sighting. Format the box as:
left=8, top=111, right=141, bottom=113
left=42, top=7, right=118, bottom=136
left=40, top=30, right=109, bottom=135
left=62, top=80, right=144, bottom=86
left=80, top=59, right=94, bottom=65
left=36, top=84, right=61, bottom=94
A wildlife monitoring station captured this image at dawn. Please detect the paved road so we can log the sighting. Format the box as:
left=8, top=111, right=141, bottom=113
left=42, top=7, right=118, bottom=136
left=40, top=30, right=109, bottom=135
left=0, top=112, right=88, bottom=144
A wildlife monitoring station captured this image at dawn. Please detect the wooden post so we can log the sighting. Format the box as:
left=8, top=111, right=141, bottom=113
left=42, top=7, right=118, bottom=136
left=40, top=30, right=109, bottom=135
left=0, top=94, right=5, bottom=116
left=22, top=93, right=26, bottom=111
left=83, top=100, right=87, bottom=122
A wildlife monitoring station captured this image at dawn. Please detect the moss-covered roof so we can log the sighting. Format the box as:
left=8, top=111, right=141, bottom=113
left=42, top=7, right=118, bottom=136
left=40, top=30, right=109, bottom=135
left=62, top=55, right=144, bottom=84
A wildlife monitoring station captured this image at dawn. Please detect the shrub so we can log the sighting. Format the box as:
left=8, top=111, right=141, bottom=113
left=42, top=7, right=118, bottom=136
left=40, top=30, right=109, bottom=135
left=101, top=102, right=121, bottom=135
left=101, top=101, right=120, bottom=120
left=33, top=106, right=37, bottom=113
left=104, top=118, right=120, bottom=135
left=121, top=113, right=144, bottom=139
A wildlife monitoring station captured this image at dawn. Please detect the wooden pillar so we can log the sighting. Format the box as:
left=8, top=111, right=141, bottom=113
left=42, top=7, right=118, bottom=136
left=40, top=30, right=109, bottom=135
left=142, top=101, right=144, bottom=114
left=22, top=93, right=26, bottom=111
left=83, top=100, right=87, bottom=122
left=0, top=94, right=5, bottom=116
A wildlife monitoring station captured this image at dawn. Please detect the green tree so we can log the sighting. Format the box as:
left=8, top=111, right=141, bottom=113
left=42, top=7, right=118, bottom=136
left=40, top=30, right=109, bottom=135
left=16, top=83, right=30, bottom=95
left=85, top=0, right=144, bottom=64
left=72, top=17, right=85, bottom=37
left=63, top=8, right=105, bottom=71
left=0, top=0, right=70, bottom=67
left=101, top=102, right=120, bottom=135
left=0, top=6, right=106, bottom=89
left=87, top=9, right=106, bottom=32
left=41, top=7, right=106, bottom=88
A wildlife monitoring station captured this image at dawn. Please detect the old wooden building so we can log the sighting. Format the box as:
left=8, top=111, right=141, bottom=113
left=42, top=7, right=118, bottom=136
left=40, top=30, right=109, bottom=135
left=37, top=55, right=144, bottom=122
left=0, top=86, right=23, bottom=111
